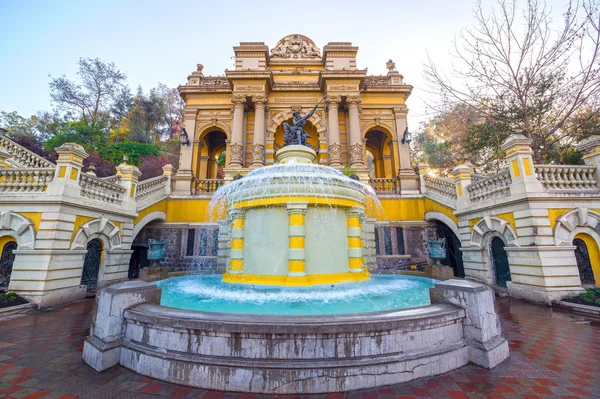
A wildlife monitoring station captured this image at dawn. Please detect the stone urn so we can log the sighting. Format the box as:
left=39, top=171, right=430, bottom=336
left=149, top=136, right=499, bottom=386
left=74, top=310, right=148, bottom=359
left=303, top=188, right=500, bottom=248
left=426, top=237, right=446, bottom=267
left=147, top=238, right=169, bottom=279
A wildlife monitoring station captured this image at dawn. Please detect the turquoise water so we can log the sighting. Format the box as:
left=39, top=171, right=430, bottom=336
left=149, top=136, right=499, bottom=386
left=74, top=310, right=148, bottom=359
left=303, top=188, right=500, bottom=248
left=157, top=274, right=437, bottom=315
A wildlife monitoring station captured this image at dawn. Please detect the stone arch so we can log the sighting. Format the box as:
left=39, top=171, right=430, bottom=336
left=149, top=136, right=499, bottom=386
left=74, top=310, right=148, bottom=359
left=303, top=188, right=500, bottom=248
left=425, top=212, right=460, bottom=240
left=363, top=123, right=397, bottom=178
left=71, top=217, right=122, bottom=250
left=361, top=121, right=397, bottom=139
left=471, top=216, right=519, bottom=248
left=195, top=121, right=231, bottom=141
left=132, top=211, right=167, bottom=242
left=0, top=211, right=35, bottom=250
left=554, top=207, right=600, bottom=246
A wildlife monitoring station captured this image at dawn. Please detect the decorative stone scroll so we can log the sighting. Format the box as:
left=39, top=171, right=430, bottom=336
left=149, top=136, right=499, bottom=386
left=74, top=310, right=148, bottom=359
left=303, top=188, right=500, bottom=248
left=328, top=143, right=342, bottom=164
left=270, top=34, right=321, bottom=59
left=229, top=143, right=244, bottom=165
left=251, top=144, right=265, bottom=164
left=349, top=143, right=363, bottom=164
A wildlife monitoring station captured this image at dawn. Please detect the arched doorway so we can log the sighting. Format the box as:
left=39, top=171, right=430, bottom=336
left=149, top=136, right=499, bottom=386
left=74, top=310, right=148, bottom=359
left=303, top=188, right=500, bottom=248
left=81, top=239, right=103, bottom=291
left=128, top=245, right=149, bottom=279
left=491, top=237, right=511, bottom=287
left=573, top=238, right=596, bottom=286
left=198, top=129, right=227, bottom=179
left=365, top=129, right=395, bottom=178
left=0, top=240, right=17, bottom=288
left=435, top=222, right=465, bottom=277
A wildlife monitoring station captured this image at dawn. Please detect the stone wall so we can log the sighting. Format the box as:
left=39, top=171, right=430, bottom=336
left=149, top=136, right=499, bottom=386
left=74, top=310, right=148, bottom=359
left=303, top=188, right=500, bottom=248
left=133, top=223, right=219, bottom=273
left=373, top=223, right=436, bottom=270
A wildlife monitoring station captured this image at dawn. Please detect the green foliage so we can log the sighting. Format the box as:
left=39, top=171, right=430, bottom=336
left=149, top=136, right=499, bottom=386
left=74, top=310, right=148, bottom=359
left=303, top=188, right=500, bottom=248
left=341, top=164, right=356, bottom=177
left=98, top=142, right=160, bottom=166
left=217, top=152, right=226, bottom=167
left=0, top=291, right=17, bottom=302
left=579, top=290, right=596, bottom=303
left=44, top=120, right=108, bottom=151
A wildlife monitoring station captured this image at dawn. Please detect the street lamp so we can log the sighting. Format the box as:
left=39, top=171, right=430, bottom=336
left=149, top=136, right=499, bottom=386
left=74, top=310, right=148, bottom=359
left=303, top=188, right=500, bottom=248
left=401, top=127, right=412, bottom=144
left=181, top=128, right=190, bottom=146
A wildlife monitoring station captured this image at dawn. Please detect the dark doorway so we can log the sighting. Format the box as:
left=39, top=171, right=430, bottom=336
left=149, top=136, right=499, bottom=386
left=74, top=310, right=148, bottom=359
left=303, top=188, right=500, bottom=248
left=573, top=238, right=596, bottom=286
left=81, top=239, right=103, bottom=291
left=0, top=241, right=17, bottom=288
left=128, top=245, right=149, bottom=279
left=491, top=237, right=511, bottom=287
left=435, top=222, right=465, bottom=278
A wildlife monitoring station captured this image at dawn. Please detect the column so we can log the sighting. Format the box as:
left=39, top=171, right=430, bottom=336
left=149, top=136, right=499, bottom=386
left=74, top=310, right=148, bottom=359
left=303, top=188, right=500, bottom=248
left=46, top=142, right=89, bottom=197
left=116, top=161, right=142, bottom=213
left=228, top=208, right=245, bottom=274
left=451, top=164, right=472, bottom=210
left=173, top=114, right=196, bottom=195
left=229, top=95, right=246, bottom=168
left=346, top=207, right=365, bottom=272
left=251, top=95, right=267, bottom=168
left=501, top=134, right=544, bottom=196
left=346, top=95, right=363, bottom=167
left=287, top=202, right=308, bottom=279
left=326, top=96, right=342, bottom=167
left=394, top=107, right=419, bottom=193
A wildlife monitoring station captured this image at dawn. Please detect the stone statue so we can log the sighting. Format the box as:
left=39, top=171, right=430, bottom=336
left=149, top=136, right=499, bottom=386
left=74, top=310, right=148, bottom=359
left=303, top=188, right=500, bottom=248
left=283, top=97, right=326, bottom=147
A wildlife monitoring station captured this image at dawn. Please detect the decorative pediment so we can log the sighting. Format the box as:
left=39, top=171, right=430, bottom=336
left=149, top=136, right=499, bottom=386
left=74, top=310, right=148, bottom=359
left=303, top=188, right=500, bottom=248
left=270, top=34, right=321, bottom=60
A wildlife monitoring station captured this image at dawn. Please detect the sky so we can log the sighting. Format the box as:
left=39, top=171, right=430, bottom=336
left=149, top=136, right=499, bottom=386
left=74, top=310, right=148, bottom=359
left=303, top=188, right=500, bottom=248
left=0, top=0, right=571, bottom=128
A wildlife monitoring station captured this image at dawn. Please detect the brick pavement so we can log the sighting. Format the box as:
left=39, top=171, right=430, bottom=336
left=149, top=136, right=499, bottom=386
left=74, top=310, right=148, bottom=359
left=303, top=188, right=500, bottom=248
left=0, top=297, right=598, bottom=399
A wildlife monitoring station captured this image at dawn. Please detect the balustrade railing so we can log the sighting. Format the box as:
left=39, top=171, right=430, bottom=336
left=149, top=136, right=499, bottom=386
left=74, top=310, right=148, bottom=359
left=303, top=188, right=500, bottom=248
left=467, top=170, right=512, bottom=203
left=136, top=175, right=169, bottom=202
left=534, top=165, right=599, bottom=194
left=195, top=179, right=224, bottom=193
left=0, top=136, right=55, bottom=168
left=423, top=175, right=457, bottom=200
left=79, top=174, right=126, bottom=205
left=100, top=175, right=122, bottom=184
left=369, top=178, right=398, bottom=193
left=0, top=168, right=55, bottom=193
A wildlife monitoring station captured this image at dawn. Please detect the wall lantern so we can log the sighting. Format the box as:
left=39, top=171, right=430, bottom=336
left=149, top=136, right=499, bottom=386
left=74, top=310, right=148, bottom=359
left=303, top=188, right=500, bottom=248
left=401, top=127, right=412, bottom=144
left=181, top=128, right=190, bottom=146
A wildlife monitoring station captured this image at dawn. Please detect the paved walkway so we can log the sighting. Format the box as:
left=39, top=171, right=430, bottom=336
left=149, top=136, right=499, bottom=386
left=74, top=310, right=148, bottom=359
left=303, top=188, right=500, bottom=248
left=0, top=297, right=598, bottom=399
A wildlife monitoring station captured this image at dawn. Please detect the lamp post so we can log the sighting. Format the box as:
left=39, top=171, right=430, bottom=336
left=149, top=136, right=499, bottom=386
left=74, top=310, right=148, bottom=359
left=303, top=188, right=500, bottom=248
left=181, top=128, right=190, bottom=146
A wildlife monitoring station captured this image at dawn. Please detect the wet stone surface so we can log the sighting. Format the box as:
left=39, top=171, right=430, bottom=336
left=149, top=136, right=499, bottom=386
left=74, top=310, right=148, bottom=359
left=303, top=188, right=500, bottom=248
left=0, top=297, right=599, bottom=398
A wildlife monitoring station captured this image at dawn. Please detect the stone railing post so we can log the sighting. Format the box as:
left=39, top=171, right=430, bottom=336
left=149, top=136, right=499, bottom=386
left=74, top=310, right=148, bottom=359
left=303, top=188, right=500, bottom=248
left=0, top=147, right=10, bottom=167
left=162, top=164, right=173, bottom=195
left=501, top=134, right=544, bottom=196
left=116, top=159, right=142, bottom=212
left=46, top=142, right=89, bottom=197
left=432, top=280, right=509, bottom=369
left=82, top=281, right=161, bottom=371
left=452, top=164, right=472, bottom=210
left=418, top=163, right=429, bottom=194
left=577, top=135, right=600, bottom=187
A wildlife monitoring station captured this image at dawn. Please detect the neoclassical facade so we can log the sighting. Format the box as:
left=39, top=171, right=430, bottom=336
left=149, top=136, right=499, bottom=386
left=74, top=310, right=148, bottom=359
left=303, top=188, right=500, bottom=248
left=173, top=34, right=419, bottom=194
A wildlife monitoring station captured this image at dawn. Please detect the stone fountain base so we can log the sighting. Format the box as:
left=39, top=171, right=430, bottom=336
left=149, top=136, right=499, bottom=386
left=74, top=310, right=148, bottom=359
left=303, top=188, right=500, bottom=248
left=82, top=279, right=509, bottom=394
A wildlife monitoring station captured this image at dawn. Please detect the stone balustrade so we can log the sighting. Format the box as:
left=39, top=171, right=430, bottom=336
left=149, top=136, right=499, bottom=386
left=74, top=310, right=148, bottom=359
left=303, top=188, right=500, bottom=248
left=467, top=170, right=512, bottom=203
left=534, top=165, right=599, bottom=194
left=369, top=178, right=398, bottom=193
left=423, top=175, right=457, bottom=200
left=0, top=168, right=55, bottom=193
left=195, top=178, right=224, bottom=193
left=79, top=174, right=126, bottom=205
left=0, top=136, right=55, bottom=168
left=100, top=175, right=122, bottom=184
left=136, top=175, right=169, bottom=203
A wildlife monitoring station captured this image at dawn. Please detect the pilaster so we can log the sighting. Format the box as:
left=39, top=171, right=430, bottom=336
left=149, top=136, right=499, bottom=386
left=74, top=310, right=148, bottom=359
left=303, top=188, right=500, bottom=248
left=251, top=95, right=267, bottom=168
left=326, top=96, right=342, bottom=167
left=394, top=107, right=419, bottom=194
left=173, top=115, right=196, bottom=195
left=229, top=95, right=246, bottom=168
left=452, top=165, right=472, bottom=210
left=347, top=96, right=363, bottom=167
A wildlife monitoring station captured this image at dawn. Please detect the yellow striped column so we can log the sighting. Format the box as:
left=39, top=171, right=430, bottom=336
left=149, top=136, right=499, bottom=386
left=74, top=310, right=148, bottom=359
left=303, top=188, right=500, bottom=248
left=287, top=202, right=308, bottom=278
left=228, top=208, right=245, bottom=274
left=347, top=207, right=365, bottom=272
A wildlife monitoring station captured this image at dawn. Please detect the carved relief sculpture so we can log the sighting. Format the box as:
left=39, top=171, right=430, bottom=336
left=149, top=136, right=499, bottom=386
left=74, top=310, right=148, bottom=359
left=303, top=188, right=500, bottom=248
left=328, top=143, right=342, bottom=163
left=349, top=143, right=364, bottom=164
left=270, top=34, right=321, bottom=59
left=252, top=144, right=265, bottom=164
left=229, top=143, right=244, bottom=165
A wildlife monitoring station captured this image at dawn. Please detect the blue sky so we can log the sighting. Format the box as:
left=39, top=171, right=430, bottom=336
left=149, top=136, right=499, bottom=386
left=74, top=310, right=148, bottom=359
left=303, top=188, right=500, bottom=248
left=0, top=0, right=570, bottom=127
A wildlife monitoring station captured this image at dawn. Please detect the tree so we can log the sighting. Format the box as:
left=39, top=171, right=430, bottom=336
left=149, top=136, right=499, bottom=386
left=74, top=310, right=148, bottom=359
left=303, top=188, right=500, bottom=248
left=49, top=58, right=127, bottom=127
left=424, top=0, right=600, bottom=163
left=155, top=83, right=184, bottom=139
left=110, top=87, right=133, bottom=142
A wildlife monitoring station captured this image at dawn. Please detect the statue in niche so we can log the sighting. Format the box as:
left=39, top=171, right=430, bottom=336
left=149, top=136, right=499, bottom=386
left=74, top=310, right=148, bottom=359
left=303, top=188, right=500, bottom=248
left=283, top=96, right=326, bottom=147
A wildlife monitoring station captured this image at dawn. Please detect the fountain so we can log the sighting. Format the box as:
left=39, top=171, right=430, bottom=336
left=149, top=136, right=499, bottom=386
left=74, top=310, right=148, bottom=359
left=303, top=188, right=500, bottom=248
left=82, top=101, right=509, bottom=394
